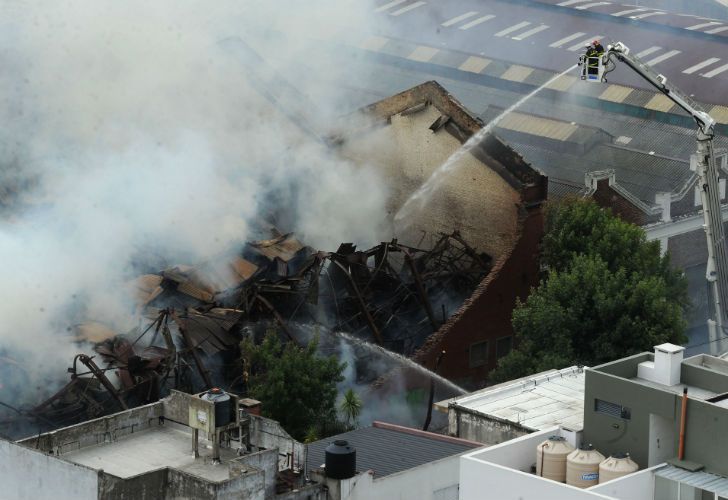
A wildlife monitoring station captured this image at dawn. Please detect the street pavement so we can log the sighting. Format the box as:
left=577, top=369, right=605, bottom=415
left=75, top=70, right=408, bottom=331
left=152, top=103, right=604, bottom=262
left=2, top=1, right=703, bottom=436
left=371, top=0, right=728, bottom=105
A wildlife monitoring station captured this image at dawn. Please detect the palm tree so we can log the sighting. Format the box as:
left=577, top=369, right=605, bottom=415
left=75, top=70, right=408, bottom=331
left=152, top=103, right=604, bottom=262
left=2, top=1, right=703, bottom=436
left=339, top=389, right=362, bottom=427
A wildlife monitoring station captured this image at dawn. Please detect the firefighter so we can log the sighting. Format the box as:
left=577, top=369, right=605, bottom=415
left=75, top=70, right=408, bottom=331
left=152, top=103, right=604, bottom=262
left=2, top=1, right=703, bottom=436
left=585, top=40, right=604, bottom=76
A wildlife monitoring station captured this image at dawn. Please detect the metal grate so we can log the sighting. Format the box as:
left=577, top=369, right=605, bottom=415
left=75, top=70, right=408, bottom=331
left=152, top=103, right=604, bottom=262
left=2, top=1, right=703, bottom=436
left=595, top=399, right=630, bottom=419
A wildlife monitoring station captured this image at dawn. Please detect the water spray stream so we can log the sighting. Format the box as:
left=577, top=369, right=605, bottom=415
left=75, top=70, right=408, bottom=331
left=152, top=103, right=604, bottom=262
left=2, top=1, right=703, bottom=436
left=333, top=330, right=467, bottom=395
left=394, top=64, right=578, bottom=223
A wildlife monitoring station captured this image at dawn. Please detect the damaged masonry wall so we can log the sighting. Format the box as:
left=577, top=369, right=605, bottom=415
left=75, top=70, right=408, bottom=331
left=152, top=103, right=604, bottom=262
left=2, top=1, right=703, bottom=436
left=340, top=82, right=547, bottom=385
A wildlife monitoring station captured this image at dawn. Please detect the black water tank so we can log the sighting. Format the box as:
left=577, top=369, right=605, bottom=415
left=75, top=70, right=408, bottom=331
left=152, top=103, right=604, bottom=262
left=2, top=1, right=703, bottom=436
left=325, top=440, right=356, bottom=479
left=201, top=388, right=231, bottom=427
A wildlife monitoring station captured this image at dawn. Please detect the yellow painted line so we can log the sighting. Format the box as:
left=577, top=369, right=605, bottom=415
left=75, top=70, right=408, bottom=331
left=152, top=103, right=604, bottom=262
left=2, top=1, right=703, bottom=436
left=710, top=105, right=728, bottom=124
left=407, top=46, right=439, bottom=62
left=500, top=65, right=533, bottom=82
left=458, top=56, right=491, bottom=73
left=358, top=35, right=390, bottom=52
left=545, top=73, right=577, bottom=91
left=644, top=94, right=675, bottom=113
left=599, top=85, right=634, bottom=103
left=499, top=112, right=578, bottom=141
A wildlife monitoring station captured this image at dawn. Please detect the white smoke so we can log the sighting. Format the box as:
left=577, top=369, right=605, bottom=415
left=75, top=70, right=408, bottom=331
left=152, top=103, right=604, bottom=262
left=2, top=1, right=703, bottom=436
left=0, top=0, right=389, bottom=402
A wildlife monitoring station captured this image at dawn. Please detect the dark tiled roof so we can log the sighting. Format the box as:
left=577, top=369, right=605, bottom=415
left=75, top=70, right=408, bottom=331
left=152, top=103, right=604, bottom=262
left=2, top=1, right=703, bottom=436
left=306, top=424, right=478, bottom=478
left=549, top=179, right=586, bottom=201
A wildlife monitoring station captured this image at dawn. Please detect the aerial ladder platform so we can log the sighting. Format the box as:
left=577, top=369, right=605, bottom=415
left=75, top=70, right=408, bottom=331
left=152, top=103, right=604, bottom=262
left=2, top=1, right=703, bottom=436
left=578, top=42, right=728, bottom=353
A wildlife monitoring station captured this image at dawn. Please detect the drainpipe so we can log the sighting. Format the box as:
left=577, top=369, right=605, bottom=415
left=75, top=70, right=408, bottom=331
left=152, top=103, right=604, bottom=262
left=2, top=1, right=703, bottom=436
left=423, top=351, right=446, bottom=431
left=678, top=388, right=688, bottom=460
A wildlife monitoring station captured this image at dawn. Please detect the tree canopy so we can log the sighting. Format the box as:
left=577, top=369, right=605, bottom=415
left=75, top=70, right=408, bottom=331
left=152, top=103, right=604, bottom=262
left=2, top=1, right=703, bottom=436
left=241, top=332, right=346, bottom=441
left=490, top=198, right=688, bottom=383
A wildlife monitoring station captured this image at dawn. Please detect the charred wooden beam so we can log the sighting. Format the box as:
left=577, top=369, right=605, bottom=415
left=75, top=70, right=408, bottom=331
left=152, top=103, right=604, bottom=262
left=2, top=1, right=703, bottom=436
left=330, top=259, right=384, bottom=345
left=75, top=354, right=128, bottom=411
left=403, top=250, right=439, bottom=332
left=170, top=309, right=213, bottom=390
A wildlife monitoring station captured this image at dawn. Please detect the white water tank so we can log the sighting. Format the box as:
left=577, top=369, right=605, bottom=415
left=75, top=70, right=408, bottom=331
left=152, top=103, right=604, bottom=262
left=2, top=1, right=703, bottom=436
left=536, top=436, right=574, bottom=482
left=599, top=454, right=639, bottom=484
left=566, top=444, right=605, bottom=488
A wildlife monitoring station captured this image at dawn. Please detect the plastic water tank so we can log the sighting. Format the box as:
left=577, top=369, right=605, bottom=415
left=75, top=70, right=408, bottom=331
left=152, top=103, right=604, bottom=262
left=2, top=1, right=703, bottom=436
left=325, top=440, right=356, bottom=479
left=536, top=436, right=574, bottom=482
left=566, top=444, right=605, bottom=488
left=599, top=453, right=639, bottom=484
left=201, top=388, right=231, bottom=427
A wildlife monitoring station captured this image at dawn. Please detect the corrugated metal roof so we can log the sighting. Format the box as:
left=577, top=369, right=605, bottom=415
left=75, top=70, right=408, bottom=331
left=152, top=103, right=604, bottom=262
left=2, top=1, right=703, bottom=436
left=447, top=366, right=585, bottom=431
left=656, top=465, right=728, bottom=495
left=306, top=425, right=476, bottom=478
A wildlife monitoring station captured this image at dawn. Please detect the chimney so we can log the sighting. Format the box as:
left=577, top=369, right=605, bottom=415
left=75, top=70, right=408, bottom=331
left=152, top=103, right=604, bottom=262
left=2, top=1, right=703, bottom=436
left=637, top=343, right=684, bottom=386
left=239, top=398, right=262, bottom=416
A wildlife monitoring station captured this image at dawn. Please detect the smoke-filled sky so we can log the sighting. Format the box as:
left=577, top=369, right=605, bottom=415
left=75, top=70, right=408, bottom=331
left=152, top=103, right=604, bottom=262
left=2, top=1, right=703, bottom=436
left=0, top=0, right=389, bottom=396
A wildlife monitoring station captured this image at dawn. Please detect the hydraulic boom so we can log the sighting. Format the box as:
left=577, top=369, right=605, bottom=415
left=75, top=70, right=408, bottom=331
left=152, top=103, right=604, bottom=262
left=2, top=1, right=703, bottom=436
left=579, top=42, right=728, bottom=352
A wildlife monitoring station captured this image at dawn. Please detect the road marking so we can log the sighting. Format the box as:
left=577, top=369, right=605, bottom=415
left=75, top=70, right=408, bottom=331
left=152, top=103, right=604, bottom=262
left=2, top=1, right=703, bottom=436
left=512, top=24, right=549, bottom=40
left=459, top=56, right=491, bottom=73
left=644, top=94, right=674, bottom=112
left=407, top=45, right=439, bottom=62
left=702, top=63, right=728, bottom=78
left=557, top=0, right=593, bottom=5
left=494, top=21, right=531, bottom=37
left=374, top=0, right=407, bottom=13
left=599, top=85, right=633, bottom=103
left=644, top=49, right=681, bottom=66
left=501, top=65, right=534, bottom=82
left=358, top=35, right=390, bottom=51
left=635, top=46, right=661, bottom=58
left=686, top=21, right=722, bottom=30
left=442, top=11, right=478, bottom=26
left=683, top=57, right=721, bottom=75
left=550, top=32, right=586, bottom=48
left=459, top=14, right=495, bottom=30
left=567, top=36, right=602, bottom=51
left=611, top=8, right=648, bottom=16
left=706, top=26, right=728, bottom=34
left=390, top=1, right=426, bottom=16
left=575, top=2, right=611, bottom=10
left=631, top=11, right=666, bottom=19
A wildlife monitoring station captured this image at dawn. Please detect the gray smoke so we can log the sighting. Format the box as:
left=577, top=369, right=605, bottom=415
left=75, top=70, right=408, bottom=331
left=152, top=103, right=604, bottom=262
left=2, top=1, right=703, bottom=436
left=0, top=0, right=389, bottom=403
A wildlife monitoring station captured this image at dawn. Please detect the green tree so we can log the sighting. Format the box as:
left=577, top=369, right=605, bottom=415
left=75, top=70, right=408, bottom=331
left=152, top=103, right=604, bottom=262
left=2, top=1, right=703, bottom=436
left=339, top=388, right=362, bottom=427
left=242, top=332, right=346, bottom=441
left=490, top=199, right=688, bottom=383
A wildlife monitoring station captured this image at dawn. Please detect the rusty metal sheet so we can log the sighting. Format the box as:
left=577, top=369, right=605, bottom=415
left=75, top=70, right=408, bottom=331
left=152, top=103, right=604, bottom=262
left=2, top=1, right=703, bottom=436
left=249, top=233, right=306, bottom=262
left=73, top=322, right=118, bottom=343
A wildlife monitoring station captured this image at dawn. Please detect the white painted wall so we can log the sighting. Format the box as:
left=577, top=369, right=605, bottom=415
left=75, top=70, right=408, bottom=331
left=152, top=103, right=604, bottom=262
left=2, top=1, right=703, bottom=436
left=589, top=465, right=660, bottom=500
left=340, top=452, right=466, bottom=500
left=0, top=439, right=98, bottom=500
left=459, top=456, right=613, bottom=500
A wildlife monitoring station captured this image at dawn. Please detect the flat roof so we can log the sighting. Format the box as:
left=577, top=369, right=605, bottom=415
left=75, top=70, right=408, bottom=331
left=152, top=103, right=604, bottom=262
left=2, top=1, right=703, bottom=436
left=306, top=421, right=480, bottom=478
left=440, top=366, right=585, bottom=431
left=62, top=423, right=238, bottom=481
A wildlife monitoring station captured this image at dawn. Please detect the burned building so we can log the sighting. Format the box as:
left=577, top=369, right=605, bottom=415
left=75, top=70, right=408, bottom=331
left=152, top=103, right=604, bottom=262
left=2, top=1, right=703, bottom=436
left=338, top=81, right=547, bottom=386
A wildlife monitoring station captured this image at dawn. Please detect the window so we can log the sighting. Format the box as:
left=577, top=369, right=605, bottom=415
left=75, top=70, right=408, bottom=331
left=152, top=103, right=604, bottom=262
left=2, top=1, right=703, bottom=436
left=496, top=336, right=513, bottom=359
left=469, top=341, right=488, bottom=368
left=595, top=398, right=631, bottom=420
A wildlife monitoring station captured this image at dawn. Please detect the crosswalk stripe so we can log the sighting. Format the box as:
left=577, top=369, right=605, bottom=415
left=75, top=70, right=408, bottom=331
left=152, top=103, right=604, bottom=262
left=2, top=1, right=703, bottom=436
left=702, top=63, right=728, bottom=78
left=442, top=11, right=478, bottom=27
left=644, top=50, right=681, bottom=66
left=550, top=32, right=586, bottom=48
left=612, top=8, right=648, bottom=16
left=494, top=21, right=531, bottom=37
left=556, top=0, right=592, bottom=5
left=459, top=14, right=495, bottom=30
left=567, top=36, right=602, bottom=51
left=631, top=11, right=666, bottom=19
left=706, top=26, right=728, bottom=34
left=390, top=1, right=426, bottom=16
left=374, top=0, right=407, bottom=13
left=686, top=21, right=722, bottom=30
left=575, top=2, right=611, bottom=10
left=683, top=58, right=721, bottom=75
left=635, top=46, right=662, bottom=58
left=459, top=56, right=491, bottom=73
left=512, top=25, right=549, bottom=40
